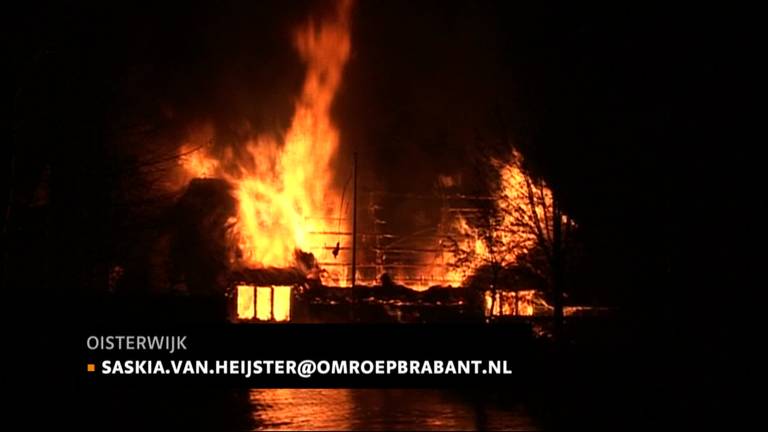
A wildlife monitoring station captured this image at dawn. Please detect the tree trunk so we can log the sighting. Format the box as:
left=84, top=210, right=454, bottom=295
left=551, top=199, right=565, bottom=343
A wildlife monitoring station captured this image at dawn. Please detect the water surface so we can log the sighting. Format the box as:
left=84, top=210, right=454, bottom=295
left=249, top=389, right=537, bottom=431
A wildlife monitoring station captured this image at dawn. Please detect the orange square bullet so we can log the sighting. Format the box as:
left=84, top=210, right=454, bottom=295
left=87, top=363, right=96, bottom=372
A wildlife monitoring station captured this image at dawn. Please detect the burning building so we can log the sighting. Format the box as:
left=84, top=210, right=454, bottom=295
left=165, top=0, right=580, bottom=324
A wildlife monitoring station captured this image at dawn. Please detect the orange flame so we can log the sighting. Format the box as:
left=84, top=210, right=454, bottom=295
left=444, top=150, right=574, bottom=283
left=179, top=0, right=353, bottom=284
left=383, top=150, right=575, bottom=297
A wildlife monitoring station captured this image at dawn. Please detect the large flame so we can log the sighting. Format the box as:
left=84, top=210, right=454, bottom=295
left=388, top=149, right=575, bottom=293
left=443, top=150, right=574, bottom=284
left=176, top=0, right=573, bottom=306
left=179, top=0, right=353, bottom=284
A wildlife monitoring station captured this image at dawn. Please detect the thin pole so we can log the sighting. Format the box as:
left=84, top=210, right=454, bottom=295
left=351, top=152, right=358, bottom=287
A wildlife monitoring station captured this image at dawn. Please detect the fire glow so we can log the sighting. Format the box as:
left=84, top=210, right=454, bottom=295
left=485, top=290, right=538, bottom=317
left=237, top=284, right=292, bottom=322
left=180, top=0, right=353, bottom=285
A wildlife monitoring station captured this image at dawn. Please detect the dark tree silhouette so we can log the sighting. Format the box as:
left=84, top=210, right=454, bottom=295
left=447, top=147, right=577, bottom=336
